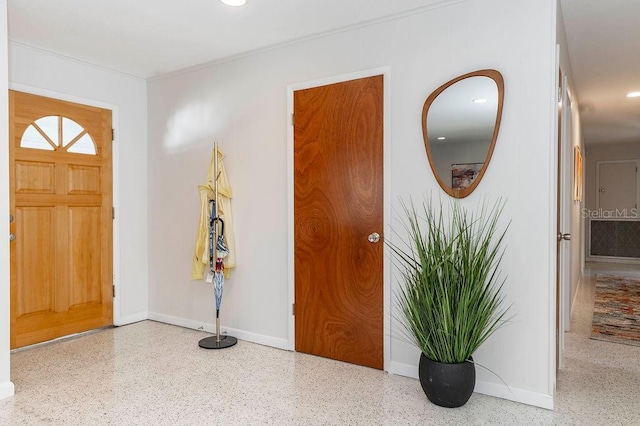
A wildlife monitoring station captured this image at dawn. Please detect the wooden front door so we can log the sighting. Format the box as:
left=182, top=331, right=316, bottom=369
left=293, top=75, right=384, bottom=370
left=9, top=91, right=113, bottom=349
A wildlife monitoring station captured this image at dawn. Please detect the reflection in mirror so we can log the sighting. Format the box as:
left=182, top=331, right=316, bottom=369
left=422, top=69, right=504, bottom=198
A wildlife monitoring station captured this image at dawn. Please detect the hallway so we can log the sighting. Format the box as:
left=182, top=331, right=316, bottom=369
left=556, top=262, right=640, bottom=424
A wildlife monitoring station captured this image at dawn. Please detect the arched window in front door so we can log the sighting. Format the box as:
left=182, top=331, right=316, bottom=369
left=20, top=115, right=97, bottom=155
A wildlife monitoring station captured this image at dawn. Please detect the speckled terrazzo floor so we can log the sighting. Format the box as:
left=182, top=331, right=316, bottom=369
left=555, top=262, right=640, bottom=426
left=1, top=263, right=639, bottom=426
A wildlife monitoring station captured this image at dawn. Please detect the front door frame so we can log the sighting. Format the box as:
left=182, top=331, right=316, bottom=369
left=8, top=82, right=121, bottom=327
left=286, top=67, right=391, bottom=370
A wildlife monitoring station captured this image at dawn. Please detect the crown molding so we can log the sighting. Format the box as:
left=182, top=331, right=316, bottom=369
left=8, top=40, right=146, bottom=82
left=148, top=0, right=469, bottom=83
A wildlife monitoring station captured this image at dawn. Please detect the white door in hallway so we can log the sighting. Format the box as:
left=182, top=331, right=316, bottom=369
left=556, top=69, right=571, bottom=371
left=597, top=160, right=638, bottom=215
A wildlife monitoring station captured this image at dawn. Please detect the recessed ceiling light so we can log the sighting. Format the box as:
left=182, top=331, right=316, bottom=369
left=627, top=92, right=640, bottom=98
left=221, top=0, right=246, bottom=6
left=472, top=98, right=488, bottom=104
left=437, top=137, right=446, bottom=140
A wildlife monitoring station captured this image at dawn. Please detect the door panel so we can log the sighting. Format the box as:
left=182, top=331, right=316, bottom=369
left=69, top=207, right=102, bottom=307
left=9, top=90, right=113, bottom=348
left=15, top=161, right=56, bottom=193
left=68, top=165, right=101, bottom=194
left=294, top=75, right=384, bottom=370
left=15, top=207, right=56, bottom=317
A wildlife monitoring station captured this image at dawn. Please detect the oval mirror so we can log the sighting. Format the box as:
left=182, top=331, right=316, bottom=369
left=422, top=69, right=504, bottom=198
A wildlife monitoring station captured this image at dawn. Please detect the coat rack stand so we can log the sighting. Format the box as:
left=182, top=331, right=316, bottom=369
left=199, top=142, right=237, bottom=350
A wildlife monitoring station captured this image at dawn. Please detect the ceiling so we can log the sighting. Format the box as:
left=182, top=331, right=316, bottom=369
left=7, top=0, right=441, bottom=78
left=560, top=0, right=640, bottom=146
left=7, top=0, right=640, bottom=146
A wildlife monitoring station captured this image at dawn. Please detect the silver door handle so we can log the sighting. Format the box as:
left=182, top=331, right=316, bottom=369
left=9, top=233, right=15, bottom=241
left=368, top=232, right=380, bottom=243
left=558, top=233, right=571, bottom=241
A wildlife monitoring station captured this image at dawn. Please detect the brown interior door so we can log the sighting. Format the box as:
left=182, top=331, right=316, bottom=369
left=9, top=91, right=113, bottom=349
left=294, top=75, right=384, bottom=370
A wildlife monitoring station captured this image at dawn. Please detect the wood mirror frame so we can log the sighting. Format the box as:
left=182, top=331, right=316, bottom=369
left=422, top=69, right=504, bottom=198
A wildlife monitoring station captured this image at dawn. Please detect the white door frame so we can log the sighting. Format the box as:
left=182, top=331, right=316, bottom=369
left=286, top=67, right=391, bottom=371
left=559, top=75, right=572, bottom=340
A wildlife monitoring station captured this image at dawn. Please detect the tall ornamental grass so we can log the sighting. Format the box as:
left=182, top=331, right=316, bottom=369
left=389, top=199, right=511, bottom=364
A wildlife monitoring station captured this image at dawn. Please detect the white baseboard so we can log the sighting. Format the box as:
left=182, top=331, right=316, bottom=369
left=0, top=381, right=15, bottom=400
left=586, top=256, right=640, bottom=265
left=114, top=311, right=148, bottom=326
left=474, top=379, right=553, bottom=410
left=570, top=276, right=582, bottom=317
left=388, top=361, right=553, bottom=410
left=388, top=361, right=418, bottom=379
left=147, top=312, right=290, bottom=351
left=223, top=326, right=291, bottom=351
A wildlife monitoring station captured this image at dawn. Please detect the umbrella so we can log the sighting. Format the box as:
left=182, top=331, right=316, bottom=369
left=214, top=259, right=225, bottom=312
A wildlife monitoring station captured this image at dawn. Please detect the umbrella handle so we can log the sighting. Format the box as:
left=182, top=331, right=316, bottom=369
left=209, top=199, right=215, bottom=224
left=208, top=200, right=215, bottom=268
left=214, top=217, right=225, bottom=237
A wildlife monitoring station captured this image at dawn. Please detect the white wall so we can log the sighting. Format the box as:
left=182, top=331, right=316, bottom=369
left=0, top=0, right=15, bottom=401
left=584, top=141, right=640, bottom=261
left=148, top=0, right=557, bottom=408
left=568, top=99, right=584, bottom=313
left=8, top=43, right=149, bottom=324
left=585, top=141, right=640, bottom=212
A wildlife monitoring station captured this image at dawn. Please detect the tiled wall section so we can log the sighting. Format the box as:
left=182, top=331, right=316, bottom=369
left=590, top=220, right=640, bottom=258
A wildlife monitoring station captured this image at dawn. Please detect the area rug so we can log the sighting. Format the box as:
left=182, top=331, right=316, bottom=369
left=591, top=274, right=640, bottom=347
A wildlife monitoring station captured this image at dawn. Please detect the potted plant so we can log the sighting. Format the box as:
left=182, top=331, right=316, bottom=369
left=388, top=198, right=511, bottom=408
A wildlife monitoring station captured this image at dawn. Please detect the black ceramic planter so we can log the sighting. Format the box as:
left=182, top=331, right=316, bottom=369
left=418, top=353, right=476, bottom=408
